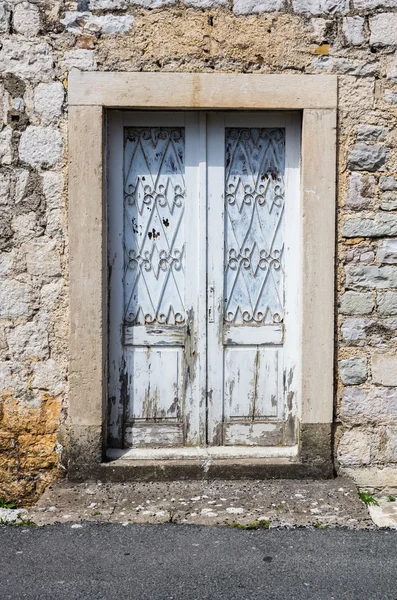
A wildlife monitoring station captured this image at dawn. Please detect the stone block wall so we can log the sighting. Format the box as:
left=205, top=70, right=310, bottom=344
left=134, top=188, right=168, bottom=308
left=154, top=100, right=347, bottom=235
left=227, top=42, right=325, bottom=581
left=1, top=0, right=397, bottom=502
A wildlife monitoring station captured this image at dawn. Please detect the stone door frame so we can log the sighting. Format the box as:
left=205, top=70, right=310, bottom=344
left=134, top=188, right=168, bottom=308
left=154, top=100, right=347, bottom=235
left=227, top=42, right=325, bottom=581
left=68, top=72, right=337, bottom=479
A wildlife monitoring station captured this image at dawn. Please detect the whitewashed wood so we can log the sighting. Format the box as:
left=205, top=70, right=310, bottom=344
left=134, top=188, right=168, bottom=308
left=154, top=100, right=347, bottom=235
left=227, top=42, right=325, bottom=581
left=69, top=72, right=338, bottom=110
left=124, top=423, right=184, bottom=448
left=124, top=325, right=184, bottom=346
left=223, top=324, right=283, bottom=345
left=224, top=422, right=283, bottom=446
left=207, top=113, right=301, bottom=446
left=224, top=347, right=281, bottom=420
left=108, top=112, right=204, bottom=449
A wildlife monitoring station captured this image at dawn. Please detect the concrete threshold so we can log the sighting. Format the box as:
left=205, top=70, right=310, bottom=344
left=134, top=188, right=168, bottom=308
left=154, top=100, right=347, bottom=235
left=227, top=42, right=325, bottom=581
left=27, top=477, right=374, bottom=529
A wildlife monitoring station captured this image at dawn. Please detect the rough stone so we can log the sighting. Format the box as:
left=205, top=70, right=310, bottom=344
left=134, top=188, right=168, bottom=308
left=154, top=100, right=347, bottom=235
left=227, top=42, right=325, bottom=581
left=372, top=352, right=397, bottom=386
left=63, top=50, right=97, bottom=71
left=370, top=14, right=397, bottom=47
left=355, top=0, right=397, bottom=7
left=380, top=176, right=397, bottom=192
left=0, top=2, right=11, bottom=33
left=346, top=246, right=375, bottom=265
left=14, top=169, right=29, bottom=204
left=339, top=356, right=368, bottom=385
left=340, top=387, right=397, bottom=425
left=131, top=0, right=176, bottom=6
left=377, top=240, right=397, bottom=265
left=345, top=173, right=375, bottom=210
left=61, top=12, right=133, bottom=35
left=0, top=41, right=53, bottom=81
left=19, top=127, right=63, bottom=168
left=342, top=215, right=397, bottom=238
left=34, top=82, right=64, bottom=124
left=357, top=125, right=386, bottom=143
left=346, top=265, right=397, bottom=290
left=348, top=144, right=388, bottom=172
left=341, top=317, right=397, bottom=346
left=338, top=75, right=375, bottom=110
left=22, top=237, right=61, bottom=278
left=380, top=192, right=397, bottom=212
left=88, top=0, right=128, bottom=7
left=186, top=0, right=228, bottom=6
left=0, top=280, right=32, bottom=318
left=385, top=90, right=397, bottom=106
left=233, top=0, right=284, bottom=14
left=292, top=0, right=349, bottom=14
left=40, top=279, right=63, bottom=309
left=342, top=16, right=365, bottom=46
left=377, top=291, right=397, bottom=316
left=338, top=430, right=371, bottom=467
left=0, top=128, right=12, bottom=165
left=387, top=54, right=397, bottom=82
left=7, top=320, right=49, bottom=360
left=32, top=359, right=65, bottom=395
left=42, top=171, right=64, bottom=209
left=340, top=291, right=374, bottom=315
left=0, top=172, right=11, bottom=205
left=13, top=2, right=41, bottom=37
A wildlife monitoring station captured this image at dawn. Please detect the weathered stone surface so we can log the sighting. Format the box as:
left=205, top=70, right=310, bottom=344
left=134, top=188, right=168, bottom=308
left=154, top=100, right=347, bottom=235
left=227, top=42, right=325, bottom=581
left=131, top=0, right=176, bottom=6
left=380, top=176, right=397, bottom=192
left=63, top=50, right=97, bottom=71
left=338, top=430, right=371, bottom=467
left=346, top=265, right=397, bottom=289
left=370, top=14, right=397, bottom=47
left=40, top=279, right=63, bottom=309
left=0, top=172, right=10, bottom=205
left=377, top=240, right=397, bottom=265
left=341, top=317, right=397, bottom=346
left=342, top=16, right=365, bottom=46
left=32, top=359, right=65, bottom=395
left=357, top=125, right=386, bottom=142
left=385, top=90, right=397, bottom=105
left=348, top=143, right=388, bottom=172
left=340, top=291, right=374, bottom=315
left=233, top=0, right=284, bottom=14
left=342, top=214, right=397, bottom=238
left=372, top=352, right=397, bottom=386
left=88, top=0, right=128, bottom=7
left=339, top=356, right=368, bottom=385
left=0, top=280, right=32, bottom=318
left=0, top=2, right=11, bottom=33
left=387, top=54, right=397, bottom=82
left=61, top=12, right=133, bottom=34
left=0, top=128, right=12, bottom=166
left=340, top=387, right=397, bottom=425
left=377, top=428, right=397, bottom=462
left=345, top=173, right=375, bottom=210
left=7, top=320, right=49, bottom=360
left=355, top=0, right=397, bottom=7
left=42, top=171, right=64, bottom=209
left=380, top=192, right=397, bottom=212
left=21, top=238, right=61, bottom=278
left=377, top=291, right=397, bottom=316
left=346, top=246, right=375, bottom=265
left=187, top=0, right=228, bottom=5
left=0, top=40, right=53, bottom=81
left=19, top=127, right=63, bottom=168
left=13, top=2, right=41, bottom=37
left=338, top=75, right=374, bottom=110
left=292, top=0, right=349, bottom=14
left=34, top=82, right=64, bottom=124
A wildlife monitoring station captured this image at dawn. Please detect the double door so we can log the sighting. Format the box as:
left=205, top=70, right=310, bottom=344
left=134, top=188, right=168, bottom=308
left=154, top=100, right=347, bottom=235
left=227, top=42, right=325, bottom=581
left=108, top=111, right=300, bottom=452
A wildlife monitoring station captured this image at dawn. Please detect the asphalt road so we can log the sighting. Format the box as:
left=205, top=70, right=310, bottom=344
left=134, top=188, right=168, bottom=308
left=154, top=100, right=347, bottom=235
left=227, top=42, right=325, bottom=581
left=1, top=523, right=397, bottom=600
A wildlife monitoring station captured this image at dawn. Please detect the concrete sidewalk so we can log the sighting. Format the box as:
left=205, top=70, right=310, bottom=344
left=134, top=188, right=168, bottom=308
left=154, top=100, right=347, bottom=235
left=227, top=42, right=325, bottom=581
left=25, top=477, right=374, bottom=529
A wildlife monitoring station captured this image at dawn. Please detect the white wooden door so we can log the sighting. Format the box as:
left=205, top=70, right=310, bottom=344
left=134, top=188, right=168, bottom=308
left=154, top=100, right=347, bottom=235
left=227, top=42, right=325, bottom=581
left=108, top=111, right=300, bottom=451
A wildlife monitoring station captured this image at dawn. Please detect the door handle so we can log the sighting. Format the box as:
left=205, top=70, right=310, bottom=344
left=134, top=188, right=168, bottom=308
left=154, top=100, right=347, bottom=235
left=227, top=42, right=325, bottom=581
left=208, top=284, right=215, bottom=323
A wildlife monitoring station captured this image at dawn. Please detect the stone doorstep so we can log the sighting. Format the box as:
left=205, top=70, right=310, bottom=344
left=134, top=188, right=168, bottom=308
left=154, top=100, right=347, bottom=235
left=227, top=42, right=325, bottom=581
left=24, top=477, right=375, bottom=529
left=368, top=498, right=397, bottom=530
